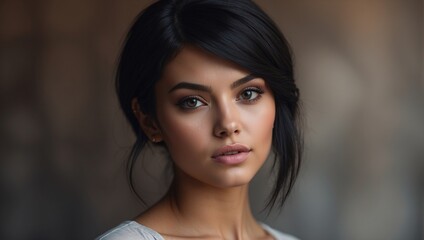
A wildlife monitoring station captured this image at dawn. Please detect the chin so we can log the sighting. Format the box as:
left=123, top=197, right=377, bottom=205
left=208, top=170, right=257, bottom=189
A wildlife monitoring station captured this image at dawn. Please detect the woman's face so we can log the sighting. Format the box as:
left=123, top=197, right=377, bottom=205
left=154, top=46, right=275, bottom=188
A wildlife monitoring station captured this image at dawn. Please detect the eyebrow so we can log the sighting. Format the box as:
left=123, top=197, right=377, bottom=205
left=168, top=74, right=256, bottom=93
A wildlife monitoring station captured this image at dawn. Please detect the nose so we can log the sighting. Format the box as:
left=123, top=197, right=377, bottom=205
left=213, top=99, right=241, bottom=138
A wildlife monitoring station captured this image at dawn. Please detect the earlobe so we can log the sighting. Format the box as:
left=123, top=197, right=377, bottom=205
left=131, top=98, right=163, bottom=143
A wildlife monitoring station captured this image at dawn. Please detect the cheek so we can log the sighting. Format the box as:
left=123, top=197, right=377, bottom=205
left=261, top=106, right=275, bottom=138
left=257, top=108, right=275, bottom=154
left=243, top=99, right=275, bottom=142
left=157, top=108, right=211, bottom=154
left=241, top=99, right=275, bottom=165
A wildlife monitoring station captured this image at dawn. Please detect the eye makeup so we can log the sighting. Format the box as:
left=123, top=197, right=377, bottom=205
left=176, top=95, right=207, bottom=110
left=237, top=86, right=265, bottom=103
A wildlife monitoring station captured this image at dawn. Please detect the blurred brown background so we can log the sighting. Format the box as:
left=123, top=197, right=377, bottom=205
left=1, top=0, right=423, bottom=239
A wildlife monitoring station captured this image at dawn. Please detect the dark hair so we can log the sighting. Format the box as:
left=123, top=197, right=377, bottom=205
left=116, top=0, right=302, bottom=210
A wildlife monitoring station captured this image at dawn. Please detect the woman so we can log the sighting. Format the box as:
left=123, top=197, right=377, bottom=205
left=98, top=0, right=302, bottom=239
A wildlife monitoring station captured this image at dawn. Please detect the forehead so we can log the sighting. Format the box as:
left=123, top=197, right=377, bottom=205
left=159, top=46, right=249, bottom=86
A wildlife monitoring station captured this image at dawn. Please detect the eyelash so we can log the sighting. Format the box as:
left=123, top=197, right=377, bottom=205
left=237, top=87, right=264, bottom=103
left=177, top=96, right=206, bottom=110
left=176, top=86, right=265, bottom=110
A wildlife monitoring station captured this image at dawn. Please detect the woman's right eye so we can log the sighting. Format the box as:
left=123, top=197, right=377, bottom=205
left=177, top=96, right=206, bottom=109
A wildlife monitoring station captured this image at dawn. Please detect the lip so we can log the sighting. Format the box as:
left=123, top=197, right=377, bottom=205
left=211, top=143, right=251, bottom=165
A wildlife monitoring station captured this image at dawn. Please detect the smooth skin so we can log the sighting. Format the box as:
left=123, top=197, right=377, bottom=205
left=133, top=46, right=276, bottom=240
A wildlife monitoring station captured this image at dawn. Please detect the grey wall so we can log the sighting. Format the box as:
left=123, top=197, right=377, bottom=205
left=1, top=0, right=423, bottom=239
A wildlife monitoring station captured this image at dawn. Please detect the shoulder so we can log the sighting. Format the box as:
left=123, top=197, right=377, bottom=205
left=261, top=223, right=300, bottom=240
left=96, top=221, right=164, bottom=240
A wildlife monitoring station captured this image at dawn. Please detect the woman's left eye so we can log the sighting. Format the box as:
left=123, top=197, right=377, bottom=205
left=238, top=88, right=264, bottom=102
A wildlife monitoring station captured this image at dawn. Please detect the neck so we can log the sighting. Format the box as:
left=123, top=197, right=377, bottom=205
left=164, top=170, right=263, bottom=239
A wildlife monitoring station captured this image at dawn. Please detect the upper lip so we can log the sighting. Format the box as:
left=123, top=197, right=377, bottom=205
left=212, top=143, right=251, bottom=158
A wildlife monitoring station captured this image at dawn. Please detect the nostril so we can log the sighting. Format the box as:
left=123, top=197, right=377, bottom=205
left=219, top=129, right=234, bottom=137
left=213, top=122, right=241, bottom=137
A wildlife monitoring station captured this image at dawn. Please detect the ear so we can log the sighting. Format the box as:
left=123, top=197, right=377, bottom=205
left=131, top=98, right=163, bottom=143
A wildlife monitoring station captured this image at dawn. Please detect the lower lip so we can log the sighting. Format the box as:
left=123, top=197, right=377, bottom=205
left=212, top=151, right=250, bottom=165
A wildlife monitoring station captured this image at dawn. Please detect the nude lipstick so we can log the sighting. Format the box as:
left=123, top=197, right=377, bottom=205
left=211, top=143, right=251, bottom=165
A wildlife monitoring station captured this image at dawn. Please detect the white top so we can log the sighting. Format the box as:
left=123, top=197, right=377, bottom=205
left=96, top=221, right=299, bottom=240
